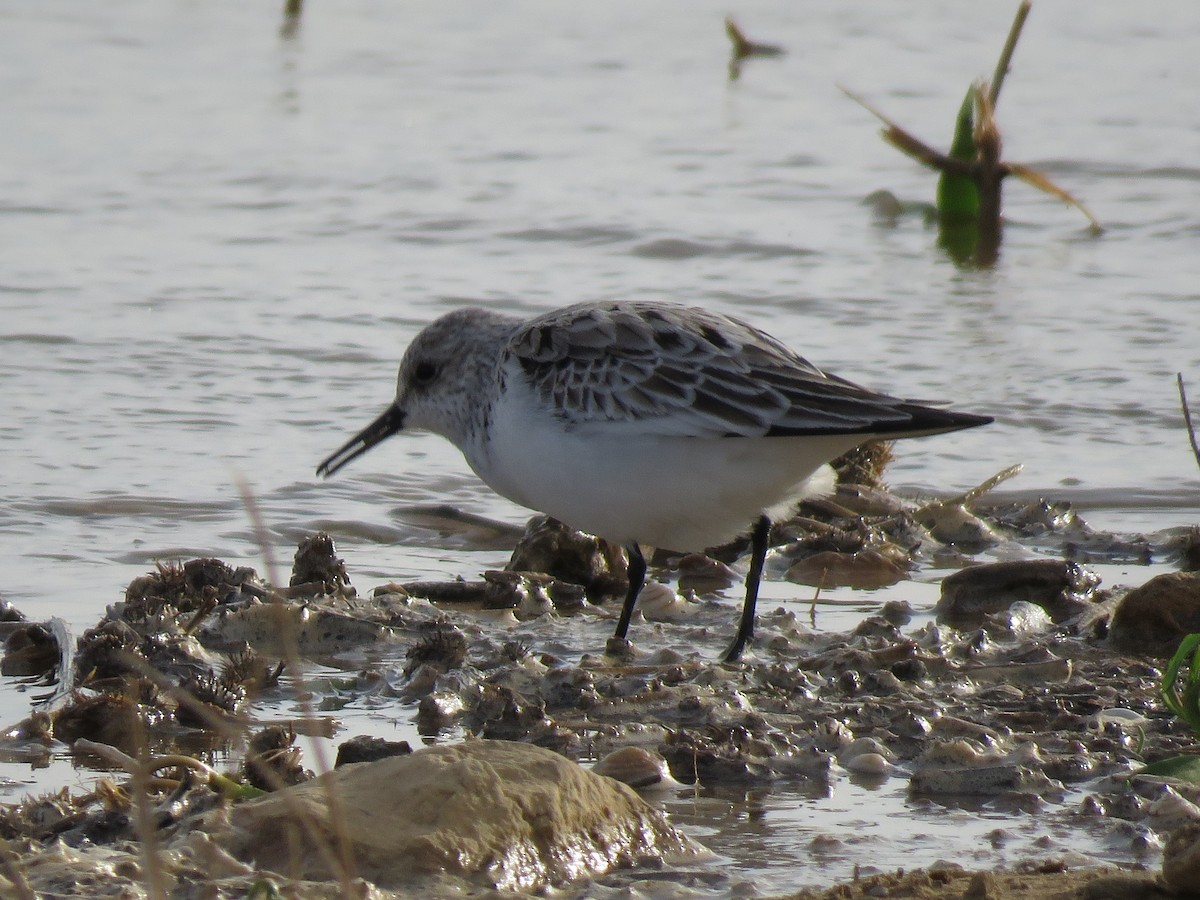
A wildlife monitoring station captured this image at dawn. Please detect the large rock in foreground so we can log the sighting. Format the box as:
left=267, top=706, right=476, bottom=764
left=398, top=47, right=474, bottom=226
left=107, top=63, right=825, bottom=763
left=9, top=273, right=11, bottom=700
left=208, top=739, right=704, bottom=892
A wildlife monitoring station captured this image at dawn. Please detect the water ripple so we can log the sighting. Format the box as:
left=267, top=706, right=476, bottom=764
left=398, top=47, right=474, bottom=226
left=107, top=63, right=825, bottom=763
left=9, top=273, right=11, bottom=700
left=630, top=237, right=814, bottom=261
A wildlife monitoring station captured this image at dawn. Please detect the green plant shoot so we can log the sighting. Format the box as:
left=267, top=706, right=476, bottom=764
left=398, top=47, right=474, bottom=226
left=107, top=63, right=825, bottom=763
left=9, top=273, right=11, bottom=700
left=936, top=86, right=981, bottom=223
left=1160, top=632, right=1200, bottom=735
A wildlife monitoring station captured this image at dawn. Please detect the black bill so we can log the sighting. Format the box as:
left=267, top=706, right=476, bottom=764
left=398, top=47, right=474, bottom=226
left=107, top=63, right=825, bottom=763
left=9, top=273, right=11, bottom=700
left=315, top=404, right=406, bottom=478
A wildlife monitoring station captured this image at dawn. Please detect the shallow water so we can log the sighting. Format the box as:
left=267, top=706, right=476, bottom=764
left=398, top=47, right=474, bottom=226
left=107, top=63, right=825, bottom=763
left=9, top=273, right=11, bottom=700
left=2, top=0, right=1199, bottom=892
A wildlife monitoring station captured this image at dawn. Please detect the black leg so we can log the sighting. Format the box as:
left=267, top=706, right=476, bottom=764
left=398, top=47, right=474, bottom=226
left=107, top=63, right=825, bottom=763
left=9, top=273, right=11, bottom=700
left=607, top=542, right=647, bottom=651
left=722, top=514, right=770, bottom=663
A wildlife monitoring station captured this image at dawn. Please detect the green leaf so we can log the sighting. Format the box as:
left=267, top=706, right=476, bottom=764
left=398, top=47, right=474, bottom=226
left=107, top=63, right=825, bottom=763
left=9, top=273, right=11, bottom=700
left=208, top=771, right=267, bottom=801
left=1139, top=755, right=1200, bottom=784
left=1161, top=633, right=1200, bottom=734
left=936, top=87, right=981, bottom=223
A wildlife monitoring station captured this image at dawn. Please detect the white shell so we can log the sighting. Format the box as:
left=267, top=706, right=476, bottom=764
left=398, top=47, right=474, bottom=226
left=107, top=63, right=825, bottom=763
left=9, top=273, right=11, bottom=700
left=636, top=581, right=696, bottom=623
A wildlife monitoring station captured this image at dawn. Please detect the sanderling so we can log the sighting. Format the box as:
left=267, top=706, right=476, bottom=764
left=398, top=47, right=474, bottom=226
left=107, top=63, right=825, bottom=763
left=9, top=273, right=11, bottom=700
left=317, top=300, right=991, bottom=661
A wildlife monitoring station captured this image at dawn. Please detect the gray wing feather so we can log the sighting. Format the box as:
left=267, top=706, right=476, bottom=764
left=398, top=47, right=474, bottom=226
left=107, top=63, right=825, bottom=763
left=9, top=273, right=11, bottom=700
left=505, top=301, right=928, bottom=439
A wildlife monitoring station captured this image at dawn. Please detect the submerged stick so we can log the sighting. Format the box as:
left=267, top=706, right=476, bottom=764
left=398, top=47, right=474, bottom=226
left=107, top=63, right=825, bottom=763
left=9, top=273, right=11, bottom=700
left=280, top=0, right=302, bottom=39
left=724, top=17, right=785, bottom=60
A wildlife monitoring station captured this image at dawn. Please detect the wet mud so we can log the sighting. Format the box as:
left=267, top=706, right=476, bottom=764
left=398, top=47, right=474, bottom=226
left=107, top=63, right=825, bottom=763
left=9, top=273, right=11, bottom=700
left=1, top=476, right=1200, bottom=896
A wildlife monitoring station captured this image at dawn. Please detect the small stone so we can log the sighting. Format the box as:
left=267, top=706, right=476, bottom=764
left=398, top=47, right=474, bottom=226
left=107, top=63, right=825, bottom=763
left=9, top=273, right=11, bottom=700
left=844, top=753, right=892, bottom=776
left=404, top=623, right=468, bottom=676
left=506, top=515, right=627, bottom=601
left=891, top=658, right=927, bottom=682
left=937, top=559, right=1100, bottom=626
left=1109, top=571, right=1200, bottom=655
left=880, top=599, right=913, bottom=625
left=963, top=871, right=998, bottom=900
left=336, top=735, right=413, bottom=767
left=243, top=725, right=310, bottom=790
left=1163, top=822, right=1200, bottom=892
left=1, top=623, right=59, bottom=677
left=785, top=549, right=909, bottom=589
left=593, top=747, right=675, bottom=789
left=674, top=553, right=736, bottom=594
left=0, top=599, right=26, bottom=623
left=290, top=532, right=353, bottom=597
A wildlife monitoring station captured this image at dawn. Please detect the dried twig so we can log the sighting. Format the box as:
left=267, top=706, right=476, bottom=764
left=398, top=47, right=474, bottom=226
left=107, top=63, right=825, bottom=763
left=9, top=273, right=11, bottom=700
left=236, top=479, right=359, bottom=891
left=989, top=1, right=1032, bottom=107
left=0, top=838, right=36, bottom=900
left=125, top=687, right=168, bottom=900
left=724, top=17, right=784, bottom=60
left=1179, top=374, right=1200, bottom=473
left=839, top=86, right=973, bottom=176
left=1006, top=163, right=1103, bottom=231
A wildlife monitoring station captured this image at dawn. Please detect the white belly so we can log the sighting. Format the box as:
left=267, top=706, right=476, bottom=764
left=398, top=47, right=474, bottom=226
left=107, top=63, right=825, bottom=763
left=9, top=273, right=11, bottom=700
left=467, top=389, right=864, bottom=551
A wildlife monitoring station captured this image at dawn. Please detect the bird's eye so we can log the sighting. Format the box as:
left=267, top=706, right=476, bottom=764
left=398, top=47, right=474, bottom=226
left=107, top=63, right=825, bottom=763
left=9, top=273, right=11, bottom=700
left=412, top=360, right=439, bottom=386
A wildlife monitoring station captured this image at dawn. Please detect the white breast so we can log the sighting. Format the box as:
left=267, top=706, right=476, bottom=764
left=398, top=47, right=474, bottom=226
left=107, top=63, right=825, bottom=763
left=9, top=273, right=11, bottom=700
left=465, top=378, right=861, bottom=550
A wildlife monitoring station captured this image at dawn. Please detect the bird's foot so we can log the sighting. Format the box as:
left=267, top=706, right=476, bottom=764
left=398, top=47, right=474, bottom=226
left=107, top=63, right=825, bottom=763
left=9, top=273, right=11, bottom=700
left=605, top=636, right=635, bottom=660
left=720, top=637, right=750, bottom=664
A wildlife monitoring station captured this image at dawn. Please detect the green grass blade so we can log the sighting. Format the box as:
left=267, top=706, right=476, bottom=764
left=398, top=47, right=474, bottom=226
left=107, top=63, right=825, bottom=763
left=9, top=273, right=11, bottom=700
left=936, top=87, right=980, bottom=222
left=1161, top=633, right=1200, bottom=732
left=1139, top=754, right=1200, bottom=784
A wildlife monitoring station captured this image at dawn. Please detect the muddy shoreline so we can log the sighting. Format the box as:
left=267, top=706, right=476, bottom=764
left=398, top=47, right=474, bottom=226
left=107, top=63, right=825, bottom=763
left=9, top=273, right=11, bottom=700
left=2, top=481, right=1200, bottom=897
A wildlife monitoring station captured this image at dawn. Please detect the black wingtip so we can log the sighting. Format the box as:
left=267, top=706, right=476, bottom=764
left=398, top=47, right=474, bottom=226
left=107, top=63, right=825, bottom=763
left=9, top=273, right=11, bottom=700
left=898, top=405, right=993, bottom=436
left=763, top=404, right=992, bottom=440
